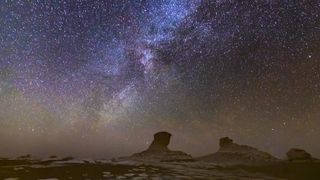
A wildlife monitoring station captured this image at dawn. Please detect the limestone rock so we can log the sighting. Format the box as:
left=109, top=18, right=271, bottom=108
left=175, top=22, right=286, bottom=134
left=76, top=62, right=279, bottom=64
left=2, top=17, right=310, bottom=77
left=148, top=132, right=171, bottom=151
left=198, top=137, right=278, bottom=165
left=286, top=148, right=314, bottom=161
left=219, top=137, right=233, bottom=147
left=120, top=131, right=193, bottom=162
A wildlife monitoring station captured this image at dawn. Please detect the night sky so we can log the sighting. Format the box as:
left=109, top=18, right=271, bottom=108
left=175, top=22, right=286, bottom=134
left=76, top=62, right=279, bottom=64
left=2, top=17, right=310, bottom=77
left=0, top=0, right=320, bottom=159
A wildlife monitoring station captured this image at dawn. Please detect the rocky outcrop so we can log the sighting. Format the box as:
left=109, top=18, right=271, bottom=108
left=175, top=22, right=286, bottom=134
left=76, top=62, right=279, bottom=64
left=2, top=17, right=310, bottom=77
left=198, top=137, right=278, bottom=165
left=147, top=132, right=171, bottom=151
left=286, top=148, right=315, bottom=161
left=120, top=131, right=193, bottom=162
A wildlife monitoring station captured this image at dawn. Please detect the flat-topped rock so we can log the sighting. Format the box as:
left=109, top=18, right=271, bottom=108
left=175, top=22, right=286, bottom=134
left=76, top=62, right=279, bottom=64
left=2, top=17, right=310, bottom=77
left=119, top=131, right=193, bottom=162
left=286, top=148, right=315, bottom=161
left=148, top=132, right=171, bottom=151
left=219, top=137, right=233, bottom=147
left=198, top=137, right=278, bottom=165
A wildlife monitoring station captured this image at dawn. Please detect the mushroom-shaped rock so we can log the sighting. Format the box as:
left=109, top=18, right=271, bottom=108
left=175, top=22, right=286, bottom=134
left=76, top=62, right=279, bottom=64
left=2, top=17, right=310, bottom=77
left=148, top=131, right=171, bottom=151
left=198, top=137, right=278, bottom=165
left=287, top=148, right=313, bottom=161
left=120, top=131, right=193, bottom=162
left=219, top=137, right=233, bottom=147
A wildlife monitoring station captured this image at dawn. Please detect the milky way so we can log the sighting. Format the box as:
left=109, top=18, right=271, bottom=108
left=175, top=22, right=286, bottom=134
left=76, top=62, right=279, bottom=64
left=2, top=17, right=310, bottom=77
left=0, top=0, right=320, bottom=158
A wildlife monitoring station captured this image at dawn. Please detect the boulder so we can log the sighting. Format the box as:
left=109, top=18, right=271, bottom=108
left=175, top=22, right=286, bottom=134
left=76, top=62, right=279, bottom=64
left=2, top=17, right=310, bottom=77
left=286, top=148, right=313, bottom=161
left=120, top=131, right=193, bottom=162
left=198, top=137, right=278, bottom=165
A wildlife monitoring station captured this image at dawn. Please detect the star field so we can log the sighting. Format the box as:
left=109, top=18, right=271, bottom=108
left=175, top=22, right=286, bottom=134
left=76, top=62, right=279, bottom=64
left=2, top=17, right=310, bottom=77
left=0, top=0, right=320, bottom=158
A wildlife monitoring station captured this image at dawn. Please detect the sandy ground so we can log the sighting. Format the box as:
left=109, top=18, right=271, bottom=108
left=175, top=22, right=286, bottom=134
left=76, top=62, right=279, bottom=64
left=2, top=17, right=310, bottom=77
left=0, top=157, right=319, bottom=179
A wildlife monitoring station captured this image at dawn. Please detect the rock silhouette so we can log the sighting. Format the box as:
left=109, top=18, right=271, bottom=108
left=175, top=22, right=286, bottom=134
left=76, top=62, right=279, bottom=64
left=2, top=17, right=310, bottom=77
left=121, top=131, right=193, bottom=162
left=198, top=137, right=278, bottom=165
left=287, top=148, right=315, bottom=161
left=219, top=137, right=233, bottom=147
left=147, top=131, right=171, bottom=151
left=2, top=132, right=320, bottom=179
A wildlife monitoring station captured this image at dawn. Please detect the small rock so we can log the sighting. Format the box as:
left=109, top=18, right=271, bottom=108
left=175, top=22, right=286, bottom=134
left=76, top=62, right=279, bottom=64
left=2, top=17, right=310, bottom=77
left=139, top=173, right=148, bottom=177
left=116, top=176, right=126, bottom=179
left=13, top=167, right=24, bottom=171
left=124, top=173, right=135, bottom=177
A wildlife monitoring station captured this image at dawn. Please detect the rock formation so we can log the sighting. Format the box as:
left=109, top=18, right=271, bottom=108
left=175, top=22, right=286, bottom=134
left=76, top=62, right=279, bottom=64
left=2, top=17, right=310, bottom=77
left=147, top=132, right=171, bottom=151
left=286, top=148, right=315, bottom=161
left=120, top=131, right=193, bottom=162
left=198, top=137, right=279, bottom=165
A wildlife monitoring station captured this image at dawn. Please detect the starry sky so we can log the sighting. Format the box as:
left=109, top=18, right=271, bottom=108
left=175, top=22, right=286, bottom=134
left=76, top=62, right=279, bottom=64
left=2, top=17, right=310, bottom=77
left=0, top=0, right=320, bottom=159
